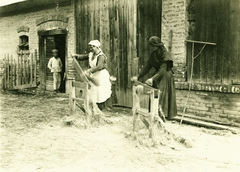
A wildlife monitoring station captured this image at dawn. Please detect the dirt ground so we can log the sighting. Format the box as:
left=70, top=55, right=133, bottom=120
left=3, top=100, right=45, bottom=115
left=0, top=91, right=240, bottom=172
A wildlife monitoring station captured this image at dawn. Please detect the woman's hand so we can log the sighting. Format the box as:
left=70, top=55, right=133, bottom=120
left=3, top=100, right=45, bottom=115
left=131, top=76, right=138, bottom=82
left=70, top=53, right=76, bottom=58
left=145, top=78, right=153, bottom=86
left=84, top=69, right=92, bottom=78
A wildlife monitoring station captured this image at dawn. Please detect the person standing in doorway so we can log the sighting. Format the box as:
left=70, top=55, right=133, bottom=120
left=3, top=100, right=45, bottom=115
left=48, top=49, right=62, bottom=93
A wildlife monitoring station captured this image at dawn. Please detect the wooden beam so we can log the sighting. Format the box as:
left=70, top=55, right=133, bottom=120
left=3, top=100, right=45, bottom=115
left=13, top=83, right=37, bottom=90
left=72, top=81, right=87, bottom=88
left=174, top=116, right=239, bottom=134
left=38, top=29, right=67, bottom=36
left=185, top=40, right=216, bottom=45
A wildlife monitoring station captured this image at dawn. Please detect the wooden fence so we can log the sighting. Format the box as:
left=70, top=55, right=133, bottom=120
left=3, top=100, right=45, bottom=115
left=2, top=51, right=37, bottom=90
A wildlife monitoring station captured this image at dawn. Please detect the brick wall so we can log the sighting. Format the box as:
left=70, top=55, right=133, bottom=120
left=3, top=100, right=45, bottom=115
left=176, top=90, right=240, bottom=123
left=161, top=0, right=188, bottom=82
left=0, top=5, right=75, bottom=57
left=0, top=2, right=75, bottom=93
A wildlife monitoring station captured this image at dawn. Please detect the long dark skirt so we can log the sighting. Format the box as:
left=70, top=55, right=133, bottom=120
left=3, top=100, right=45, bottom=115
left=153, top=71, right=177, bottom=119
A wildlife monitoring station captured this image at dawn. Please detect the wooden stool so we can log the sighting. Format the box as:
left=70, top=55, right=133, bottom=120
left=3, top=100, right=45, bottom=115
left=69, top=80, right=93, bottom=127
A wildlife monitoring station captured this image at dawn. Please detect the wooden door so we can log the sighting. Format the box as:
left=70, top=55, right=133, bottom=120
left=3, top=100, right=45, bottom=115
left=45, top=36, right=55, bottom=91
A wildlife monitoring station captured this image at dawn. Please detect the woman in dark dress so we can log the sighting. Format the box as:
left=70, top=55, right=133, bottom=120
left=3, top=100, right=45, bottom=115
left=133, top=36, right=177, bottom=119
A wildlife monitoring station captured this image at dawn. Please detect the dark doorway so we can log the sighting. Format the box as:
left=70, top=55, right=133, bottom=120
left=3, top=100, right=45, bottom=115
left=39, top=31, right=66, bottom=93
left=54, top=34, right=66, bottom=93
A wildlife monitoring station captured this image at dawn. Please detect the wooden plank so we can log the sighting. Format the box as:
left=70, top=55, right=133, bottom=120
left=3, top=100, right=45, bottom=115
left=72, top=57, right=88, bottom=82
left=127, top=0, right=131, bottom=89
left=27, top=56, right=30, bottom=84
left=10, top=55, right=13, bottom=88
left=136, top=108, right=150, bottom=117
left=205, top=0, right=214, bottom=84
left=229, top=0, right=239, bottom=84
left=178, top=113, right=239, bottom=126
left=210, top=0, right=218, bottom=83
left=72, top=97, right=85, bottom=101
left=16, top=55, right=19, bottom=87
left=69, top=80, right=77, bottom=116
left=186, top=41, right=192, bottom=82
left=4, top=55, right=6, bottom=89
left=30, top=53, right=33, bottom=84
left=114, top=0, right=119, bottom=73
left=108, top=0, right=115, bottom=77
left=13, top=58, right=16, bottom=87
left=26, top=55, right=29, bottom=84
left=13, top=83, right=37, bottom=89
left=113, top=0, right=120, bottom=104
left=221, top=0, right=230, bottom=84
left=34, top=50, right=37, bottom=83
left=215, top=0, right=224, bottom=84
left=117, top=0, right=123, bottom=105
left=89, top=2, right=94, bottom=39
left=22, top=54, right=26, bottom=84
left=20, top=54, right=22, bottom=85
left=174, top=116, right=239, bottom=134
left=39, top=36, right=46, bottom=90
left=193, top=0, right=202, bottom=83
left=72, top=81, right=87, bottom=88
left=238, top=0, right=240, bottom=84
left=7, top=54, right=10, bottom=88
left=199, top=0, right=206, bottom=83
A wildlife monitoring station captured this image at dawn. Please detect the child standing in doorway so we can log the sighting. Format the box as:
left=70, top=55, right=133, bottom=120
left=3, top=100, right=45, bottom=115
left=47, top=49, right=62, bottom=93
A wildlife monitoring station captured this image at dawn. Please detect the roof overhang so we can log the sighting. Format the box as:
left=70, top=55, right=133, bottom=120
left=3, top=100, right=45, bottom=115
left=0, top=0, right=71, bottom=17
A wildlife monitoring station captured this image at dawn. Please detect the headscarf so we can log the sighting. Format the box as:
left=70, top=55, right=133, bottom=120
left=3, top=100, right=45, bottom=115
left=88, top=40, right=103, bottom=52
left=88, top=40, right=101, bottom=48
left=148, top=36, right=164, bottom=47
left=52, top=49, right=58, bottom=53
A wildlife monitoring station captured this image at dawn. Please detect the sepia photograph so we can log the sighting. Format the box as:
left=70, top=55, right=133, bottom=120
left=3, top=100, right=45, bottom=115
left=0, top=0, right=240, bottom=171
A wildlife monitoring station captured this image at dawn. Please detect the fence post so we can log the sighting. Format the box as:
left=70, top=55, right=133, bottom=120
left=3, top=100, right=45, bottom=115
left=16, top=54, right=19, bottom=87
left=34, top=50, right=37, bottom=84
left=10, top=55, right=14, bottom=88
left=20, top=53, right=23, bottom=85
left=10, top=56, right=13, bottom=87
left=69, top=80, right=73, bottom=114
left=6, top=54, right=9, bottom=89
left=28, top=55, right=30, bottom=84
left=23, top=53, right=26, bottom=84
left=13, top=58, right=16, bottom=87
left=30, top=53, right=33, bottom=85
left=4, top=55, right=6, bottom=89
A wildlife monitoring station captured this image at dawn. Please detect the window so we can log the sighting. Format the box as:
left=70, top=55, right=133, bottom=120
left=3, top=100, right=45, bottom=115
left=19, top=35, right=29, bottom=54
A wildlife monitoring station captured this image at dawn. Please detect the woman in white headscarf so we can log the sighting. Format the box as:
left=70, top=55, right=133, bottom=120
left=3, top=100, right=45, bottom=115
left=72, top=40, right=112, bottom=110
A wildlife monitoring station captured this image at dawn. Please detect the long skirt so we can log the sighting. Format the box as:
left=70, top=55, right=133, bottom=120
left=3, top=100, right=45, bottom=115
left=90, top=69, right=112, bottom=103
left=153, top=71, right=177, bottom=119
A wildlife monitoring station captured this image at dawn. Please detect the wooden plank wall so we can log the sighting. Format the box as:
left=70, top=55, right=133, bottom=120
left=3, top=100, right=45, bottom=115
left=192, top=0, right=240, bottom=85
left=137, top=0, right=162, bottom=82
left=45, top=36, right=55, bottom=91
left=75, top=0, right=162, bottom=107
